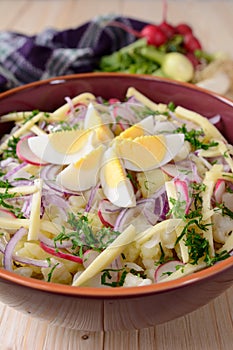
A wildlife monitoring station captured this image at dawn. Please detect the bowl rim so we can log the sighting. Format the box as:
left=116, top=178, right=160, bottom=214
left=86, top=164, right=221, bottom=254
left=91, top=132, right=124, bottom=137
left=0, top=71, right=232, bottom=107
left=0, top=72, right=233, bottom=298
left=1, top=256, right=233, bottom=298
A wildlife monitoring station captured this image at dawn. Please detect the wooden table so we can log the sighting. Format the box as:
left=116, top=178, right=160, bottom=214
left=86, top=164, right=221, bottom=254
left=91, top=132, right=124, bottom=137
left=0, top=1, right=232, bottom=349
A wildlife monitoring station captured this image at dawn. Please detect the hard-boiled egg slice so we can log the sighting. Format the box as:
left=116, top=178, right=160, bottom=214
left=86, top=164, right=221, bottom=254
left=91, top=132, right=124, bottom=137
left=57, top=144, right=106, bottom=191
left=115, top=134, right=185, bottom=171
left=116, top=115, right=155, bottom=140
left=84, top=102, right=114, bottom=144
left=28, top=129, right=95, bottom=165
left=100, top=147, right=136, bottom=208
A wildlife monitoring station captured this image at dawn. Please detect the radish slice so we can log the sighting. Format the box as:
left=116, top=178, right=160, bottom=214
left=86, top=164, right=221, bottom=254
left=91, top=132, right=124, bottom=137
left=0, top=208, right=16, bottom=218
left=214, top=179, right=225, bottom=203
left=154, top=260, right=184, bottom=283
left=162, top=163, right=193, bottom=178
left=16, top=135, right=48, bottom=166
left=40, top=241, right=83, bottom=264
left=83, top=250, right=100, bottom=268
left=98, top=199, right=121, bottom=228
left=174, top=179, right=191, bottom=214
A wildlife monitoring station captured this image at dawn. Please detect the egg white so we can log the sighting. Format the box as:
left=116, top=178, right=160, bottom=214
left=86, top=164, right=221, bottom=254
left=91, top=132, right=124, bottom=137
left=100, top=147, right=136, bottom=208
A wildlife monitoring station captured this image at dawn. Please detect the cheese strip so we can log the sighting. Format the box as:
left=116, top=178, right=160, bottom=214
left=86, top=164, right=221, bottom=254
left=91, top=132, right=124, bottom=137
left=73, top=224, right=136, bottom=287
left=126, top=87, right=160, bottom=112
left=28, top=179, right=43, bottom=241
left=201, top=164, right=224, bottom=257
left=0, top=217, right=66, bottom=236
left=30, top=125, right=47, bottom=136
left=0, top=185, right=38, bottom=195
left=165, top=181, right=189, bottom=263
left=136, top=219, right=182, bottom=245
left=175, top=106, right=225, bottom=141
left=0, top=112, right=44, bottom=153
left=0, top=111, right=34, bottom=123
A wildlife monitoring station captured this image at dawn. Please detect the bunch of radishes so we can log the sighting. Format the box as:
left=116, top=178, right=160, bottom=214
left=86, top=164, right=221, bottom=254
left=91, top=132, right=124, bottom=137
left=140, top=21, right=202, bottom=67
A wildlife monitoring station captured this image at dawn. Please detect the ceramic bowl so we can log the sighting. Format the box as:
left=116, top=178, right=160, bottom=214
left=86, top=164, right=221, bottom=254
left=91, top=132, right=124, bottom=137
left=0, top=73, right=233, bottom=331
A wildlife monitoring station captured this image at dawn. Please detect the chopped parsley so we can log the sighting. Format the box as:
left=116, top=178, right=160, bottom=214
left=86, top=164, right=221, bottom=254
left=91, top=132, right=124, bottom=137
left=2, top=136, right=20, bottom=160
left=22, top=109, right=40, bottom=124
left=167, top=197, right=187, bottom=219
left=167, top=101, right=176, bottom=112
left=47, top=262, right=60, bottom=282
left=214, top=203, right=233, bottom=219
left=174, top=124, right=219, bottom=151
left=54, top=212, right=120, bottom=257
left=101, top=268, right=127, bottom=287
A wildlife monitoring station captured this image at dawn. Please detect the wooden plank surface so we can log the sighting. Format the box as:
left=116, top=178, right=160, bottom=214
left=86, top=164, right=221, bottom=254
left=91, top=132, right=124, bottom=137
left=0, top=1, right=233, bottom=349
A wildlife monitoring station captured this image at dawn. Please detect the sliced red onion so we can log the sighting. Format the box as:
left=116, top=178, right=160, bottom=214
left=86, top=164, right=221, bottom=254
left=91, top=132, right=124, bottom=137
left=0, top=157, right=17, bottom=168
left=0, top=239, right=55, bottom=268
left=208, top=114, right=221, bottom=125
left=21, top=196, right=33, bottom=218
left=13, top=255, right=53, bottom=268
left=40, top=164, right=62, bottom=181
left=43, top=179, right=80, bottom=196
left=113, top=208, right=128, bottom=231
left=10, top=179, right=34, bottom=187
left=3, top=161, right=28, bottom=180
left=4, top=227, right=27, bottom=271
left=85, top=183, right=100, bottom=212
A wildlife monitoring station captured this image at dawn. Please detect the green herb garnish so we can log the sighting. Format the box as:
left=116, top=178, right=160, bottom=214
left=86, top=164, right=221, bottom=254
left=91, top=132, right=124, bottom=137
left=54, top=212, right=120, bottom=257
left=47, top=263, right=60, bottom=282
left=2, top=136, right=20, bottom=160
left=174, top=124, right=219, bottom=151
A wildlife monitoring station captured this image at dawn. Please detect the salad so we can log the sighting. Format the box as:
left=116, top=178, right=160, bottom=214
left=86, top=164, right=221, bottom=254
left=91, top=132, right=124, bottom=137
left=0, top=88, right=233, bottom=288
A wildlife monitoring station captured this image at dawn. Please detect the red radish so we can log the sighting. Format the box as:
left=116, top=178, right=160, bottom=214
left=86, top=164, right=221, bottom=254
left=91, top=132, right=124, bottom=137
left=108, top=98, right=120, bottom=105
left=66, top=102, right=86, bottom=115
left=174, top=179, right=191, bottom=214
left=155, top=260, right=184, bottom=282
left=176, top=23, right=193, bottom=35
left=214, top=179, right=225, bottom=204
left=158, top=21, right=175, bottom=39
left=158, top=0, right=175, bottom=39
left=107, top=20, right=168, bottom=47
left=98, top=199, right=121, bottom=228
left=185, top=51, right=200, bottom=68
left=140, top=25, right=167, bottom=46
left=0, top=208, right=16, bottom=218
left=16, top=135, right=48, bottom=166
left=183, top=33, right=202, bottom=52
left=40, top=241, right=83, bottom=264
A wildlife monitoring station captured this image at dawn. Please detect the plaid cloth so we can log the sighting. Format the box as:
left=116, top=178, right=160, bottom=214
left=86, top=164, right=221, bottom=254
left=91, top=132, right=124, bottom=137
left=0, top=15, right=147, bottom=92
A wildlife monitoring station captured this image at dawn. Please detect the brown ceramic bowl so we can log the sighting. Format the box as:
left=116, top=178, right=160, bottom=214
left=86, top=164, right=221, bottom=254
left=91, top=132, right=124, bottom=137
left=0, top=73, right=233, bottom=331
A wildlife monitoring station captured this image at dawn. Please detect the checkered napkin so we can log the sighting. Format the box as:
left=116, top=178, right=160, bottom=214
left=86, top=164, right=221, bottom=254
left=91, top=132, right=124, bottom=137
left=0, top=15, right=147, bottom=92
